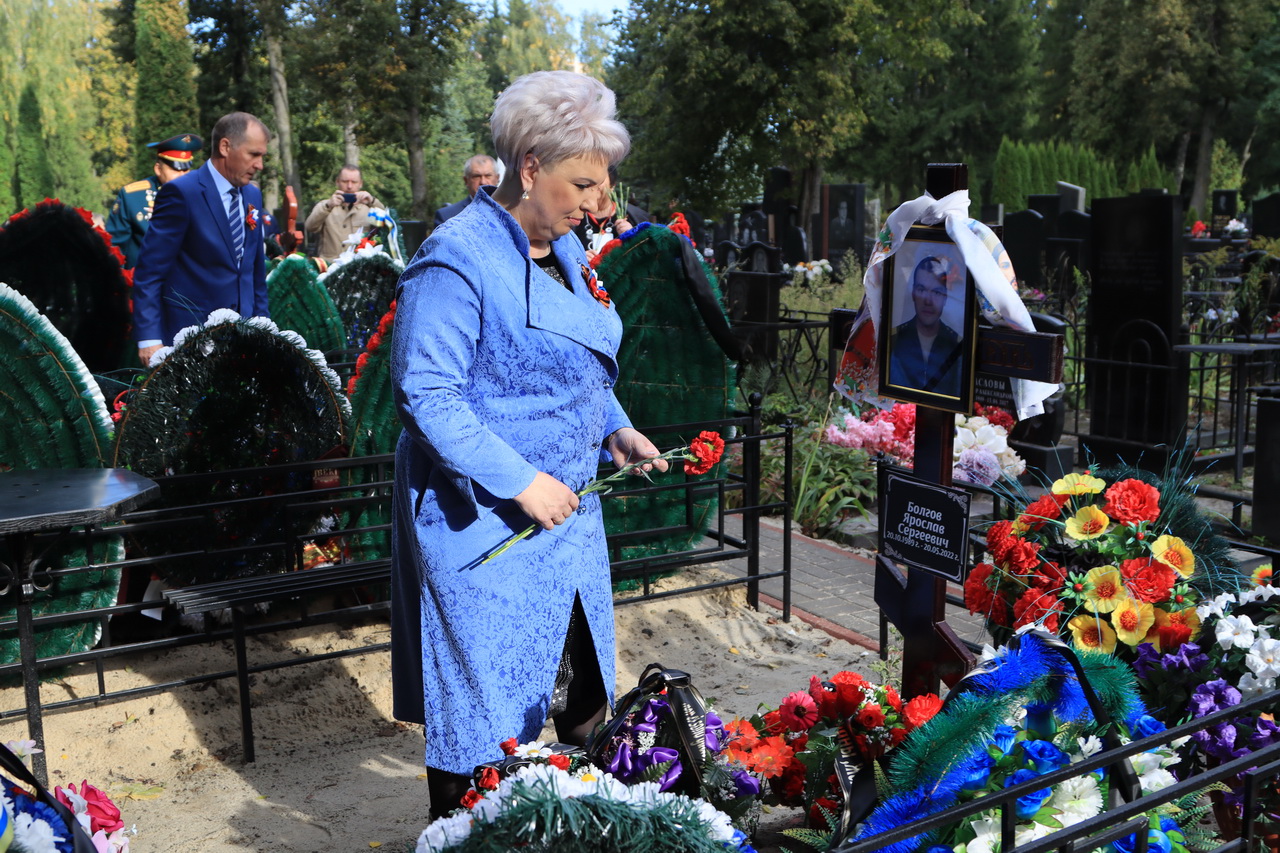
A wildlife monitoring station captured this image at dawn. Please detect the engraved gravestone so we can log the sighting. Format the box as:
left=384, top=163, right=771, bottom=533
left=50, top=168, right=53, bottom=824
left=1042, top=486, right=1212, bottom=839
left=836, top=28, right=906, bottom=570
left=1212, top=189, right=1239, bottom=237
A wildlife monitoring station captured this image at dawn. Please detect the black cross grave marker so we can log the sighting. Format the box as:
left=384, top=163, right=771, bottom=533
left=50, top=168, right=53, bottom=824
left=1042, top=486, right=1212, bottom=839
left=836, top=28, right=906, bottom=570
left=874, top=163, right=1065, bottom=700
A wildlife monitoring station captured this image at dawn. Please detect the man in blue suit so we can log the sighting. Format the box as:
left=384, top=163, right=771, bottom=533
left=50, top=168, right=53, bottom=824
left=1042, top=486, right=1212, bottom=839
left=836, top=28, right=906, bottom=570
left=431, top=154, right=499, bottom=228
left=133, top=112, right=272, bottom=366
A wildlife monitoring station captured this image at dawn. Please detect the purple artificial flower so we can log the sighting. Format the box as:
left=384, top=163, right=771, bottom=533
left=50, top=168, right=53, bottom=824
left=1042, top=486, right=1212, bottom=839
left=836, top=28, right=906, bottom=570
left=731, top=768, right=761, bottom=798
left=1132, top=643, right=1163, bottom=679
left=631, top=697, right=669, bottom=734
left=1189, top=679, right=1242, bottom=719
left=1251, top=717, right=1280, bottom=750
left=706, top=710, right=725, bottom=753
left=639, top=746, right=683, bottom=791
left=1190, top=721, right=1242, bottom=762
left=1164, top=641, right=1208, bottom=672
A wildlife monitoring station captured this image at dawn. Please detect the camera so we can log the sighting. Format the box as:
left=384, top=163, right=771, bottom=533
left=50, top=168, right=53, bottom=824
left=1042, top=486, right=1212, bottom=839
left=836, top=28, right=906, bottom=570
left=342, top=192, right=357, bottom=205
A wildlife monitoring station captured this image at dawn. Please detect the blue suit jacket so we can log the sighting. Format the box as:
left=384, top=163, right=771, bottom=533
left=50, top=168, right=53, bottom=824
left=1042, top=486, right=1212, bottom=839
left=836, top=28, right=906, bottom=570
left=132, top=162, right=269, bottom=344
left=432, top=196, right=469, bottom=227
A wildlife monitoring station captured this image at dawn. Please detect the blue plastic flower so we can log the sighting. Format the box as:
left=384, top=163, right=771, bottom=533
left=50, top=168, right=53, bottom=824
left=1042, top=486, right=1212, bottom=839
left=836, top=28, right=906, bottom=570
left=1131, top=714, right=1166, bottom=739
left=959, top=752, right=995, bottom=793
left=1024, top=704, right=1056, bottom=740
left=1023, top=739, right=1071, bottom=773
left=991, top=724, right=1018, bottom=755
left=1005, top=768, right=1053, bottom=820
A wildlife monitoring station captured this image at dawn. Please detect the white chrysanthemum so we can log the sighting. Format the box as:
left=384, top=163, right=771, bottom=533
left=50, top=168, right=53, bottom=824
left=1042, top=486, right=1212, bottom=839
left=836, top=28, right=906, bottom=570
left=1239, top=672, right=1277, bottom=698
left=14, top=811, right=65, bottom=850
left=244, top=316, right=280, bottom=334
left=204, top=308, right=241, bottom=327
left=1049, top=774, right=1103, bottom=824
left=172, top=325, right=199, bottom=349
left=1217, top=614, right=1258, bottom=650
left=148, top=346, right=174, bottom=367
left=999, top=447, right=1027, bottom=477
left=416, top=810, right=474, bottom=853
left=1075, top=735, right=1103, bottom=759
left=692, top=798, right=736, bottom=842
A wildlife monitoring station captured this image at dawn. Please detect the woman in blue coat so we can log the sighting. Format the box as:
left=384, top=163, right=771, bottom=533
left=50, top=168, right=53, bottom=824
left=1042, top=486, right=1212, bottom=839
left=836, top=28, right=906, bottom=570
left=389, top=71, right=667, bottom=818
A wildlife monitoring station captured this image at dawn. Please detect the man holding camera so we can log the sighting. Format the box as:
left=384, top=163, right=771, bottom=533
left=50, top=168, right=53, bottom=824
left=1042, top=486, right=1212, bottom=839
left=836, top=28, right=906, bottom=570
left=305, top=164, right=383, bottom=262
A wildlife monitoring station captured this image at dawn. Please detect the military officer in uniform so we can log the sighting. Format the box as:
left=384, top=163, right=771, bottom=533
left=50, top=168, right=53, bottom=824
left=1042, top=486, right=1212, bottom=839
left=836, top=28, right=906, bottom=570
left=105, top=133, right=203, bottom=269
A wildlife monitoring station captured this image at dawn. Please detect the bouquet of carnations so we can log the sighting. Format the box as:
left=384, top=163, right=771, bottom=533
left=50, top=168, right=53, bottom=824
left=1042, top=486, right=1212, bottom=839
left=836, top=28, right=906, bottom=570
left=726, top=671, right=941, bottom=834
left=416, top=738, right=757, bottom=853
left=825, top=403, right=1024, bottom=488
left=964, top=465, right=1241, bottom=655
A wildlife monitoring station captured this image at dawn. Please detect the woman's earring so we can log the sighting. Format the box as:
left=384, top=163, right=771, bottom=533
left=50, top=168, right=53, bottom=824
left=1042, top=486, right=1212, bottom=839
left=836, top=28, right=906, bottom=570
left=522, top=190, right=530, bottom=200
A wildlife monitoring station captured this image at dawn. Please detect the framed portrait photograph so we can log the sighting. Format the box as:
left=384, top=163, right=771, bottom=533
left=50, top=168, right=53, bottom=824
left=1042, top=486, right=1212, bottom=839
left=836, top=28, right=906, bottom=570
left=877, top=224, right=977, bottom=413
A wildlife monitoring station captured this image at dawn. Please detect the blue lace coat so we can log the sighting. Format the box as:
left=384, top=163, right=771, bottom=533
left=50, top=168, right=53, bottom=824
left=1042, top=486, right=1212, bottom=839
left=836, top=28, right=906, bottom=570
left=389, top=188, right=631, bottom=775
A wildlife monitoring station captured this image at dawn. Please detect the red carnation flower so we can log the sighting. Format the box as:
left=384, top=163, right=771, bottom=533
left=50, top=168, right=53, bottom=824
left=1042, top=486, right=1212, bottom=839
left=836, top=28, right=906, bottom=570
left=1121, top=557, right=1177, bottom=604
left=684, top=430, right=725, bottom=475
left=547, top=753, right=570, bottom=771
left=1102, top=478, right=1161, bottom=525
left=1013, top=587, right=1063, bottom=632
left=986, top=520, right=1015, bottom=564
left=965, top=562, right=999, bottom=616
left=1018, top=493, right=1069, bottom=532
left=1005, top=537, right=1042, bottom=574
left=903, top=693, right=942, bottom=729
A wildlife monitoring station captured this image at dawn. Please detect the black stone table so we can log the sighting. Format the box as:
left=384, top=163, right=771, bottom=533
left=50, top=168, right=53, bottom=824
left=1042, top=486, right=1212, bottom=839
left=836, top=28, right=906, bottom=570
left=1174, top=342, right=1280, bottom=482
left=0, top=469, right=158, bottom=785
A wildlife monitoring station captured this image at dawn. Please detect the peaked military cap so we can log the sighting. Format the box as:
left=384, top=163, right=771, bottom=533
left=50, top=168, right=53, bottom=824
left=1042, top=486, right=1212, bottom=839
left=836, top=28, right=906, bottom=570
left=147, top=133, right=203, bottom=171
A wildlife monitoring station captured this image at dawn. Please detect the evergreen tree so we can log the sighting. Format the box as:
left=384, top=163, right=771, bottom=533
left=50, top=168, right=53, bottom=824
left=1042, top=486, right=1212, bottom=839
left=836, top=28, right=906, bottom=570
left=991, top=137, right=1017, bottom=211
left=134, top=0, right=199, bottom=176
left=0, top=119, right=15, bottom=217
left=14, top=83, right=54, bottom=209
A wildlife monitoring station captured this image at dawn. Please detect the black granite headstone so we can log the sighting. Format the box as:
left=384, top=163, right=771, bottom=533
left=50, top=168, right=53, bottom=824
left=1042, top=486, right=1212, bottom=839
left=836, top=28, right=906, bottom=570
left=1027, top=194, right=1061, bottom=235
left=981, top=203, right=1004, bottom=226
left=822, top=184, right=866, bottom=269
left=1003, top=209, right=1046, bottom=291
left=1083, top=194, right=1188, bottom=469
left=1047, top=209, right=1091, bottom=301
left=1212, top=189, right=1239, bottom=236
left=1256, top=397, right=1280, bottom=543
left=1056, top=182, right=1086, bottom=212
left=1253, top=193, right=1280, bottom=240
left=762, top=167, right=793, bottom=222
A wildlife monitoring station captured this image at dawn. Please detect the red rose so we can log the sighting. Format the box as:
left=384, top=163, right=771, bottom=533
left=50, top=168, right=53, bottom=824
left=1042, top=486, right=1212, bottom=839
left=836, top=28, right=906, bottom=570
left=809, top=676, right=839, bottom=720
left=768, top=760, right=807, bottom=806
left=477, top=766, right=501, bottom=790
left=500, top=737, right=518, bottom=755
left=55, top=781, right=123, bottom=834
left=889, top=726, right=908, bottom=745
left=460, top=789, right=482, bottom=809
left=831, top=671, right=866, bottom=718
left=809, top=796, right=841, bottom=830
left=547, top=753, right=570, bottom=771
left=882, top=685, right=903, bottom=713
left=1155, top=623, right=1193, bottom=651
left=761, top=709, right=785, bottom=736
left=903, top=693, right=943, bottom=729
left=684, top=430, right=725, bottom=475
left=854, top=733, right=885, bottom=760
left=789, top=733, right=809, bottom=753
left=1102, top=478, right=1161, bottom=525
left=856, top=703, right=885, bottom=729
left=1121, top=557, right=1176, bottom=604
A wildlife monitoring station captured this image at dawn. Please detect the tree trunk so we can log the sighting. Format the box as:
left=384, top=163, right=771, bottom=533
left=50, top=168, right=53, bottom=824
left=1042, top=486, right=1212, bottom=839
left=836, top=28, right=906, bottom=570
left=1240, top=125, right=1255, bottom=177
left=264, top=21, right=299, bottom=198
left=1188, top=104, right=1217, bottom=218
left=797, top=161, right=823, bottom=261
left=405, top=101, right=428, bottom=219
left=343, top=100, right=360, bottom=167
left=1173, top=131, right=1191, bottom=195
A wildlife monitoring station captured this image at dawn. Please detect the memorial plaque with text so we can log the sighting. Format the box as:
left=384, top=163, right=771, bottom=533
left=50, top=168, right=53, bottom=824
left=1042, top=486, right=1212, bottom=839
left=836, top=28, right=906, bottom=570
left=878, top=467, right=972, bottom=583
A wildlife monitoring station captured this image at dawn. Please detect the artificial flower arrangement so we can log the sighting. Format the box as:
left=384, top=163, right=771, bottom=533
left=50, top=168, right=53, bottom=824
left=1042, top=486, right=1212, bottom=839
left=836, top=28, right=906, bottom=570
left=484, top=431, right=725, bottom=563
left=415, top=738, right=757, bottom=853
left=724, top=670, right=942, bottom=842
left=2, top=740, right=134, bottom=852
left=963, top=462, right=1242, bottom=656
left=785, top=259, right=835, bottom=288
left=825, top=403, right=1024, bottom=488
left=844, top=629, right=1211, bottom=853
left=1131, top=564, right=1280, bottom=835
left=584, top=672, right=764, bottom=835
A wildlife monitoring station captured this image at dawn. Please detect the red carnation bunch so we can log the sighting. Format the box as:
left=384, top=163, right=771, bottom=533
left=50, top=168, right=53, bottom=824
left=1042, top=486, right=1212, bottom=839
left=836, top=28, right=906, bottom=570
left=726, top=671, right=940, bottom=829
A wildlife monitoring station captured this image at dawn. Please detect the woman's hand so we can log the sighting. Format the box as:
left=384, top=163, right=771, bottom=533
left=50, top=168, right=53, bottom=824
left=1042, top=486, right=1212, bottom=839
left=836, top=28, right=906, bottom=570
left=513, top=471, right=580, bottom=530
left=606, top=428, right=669, bottom=475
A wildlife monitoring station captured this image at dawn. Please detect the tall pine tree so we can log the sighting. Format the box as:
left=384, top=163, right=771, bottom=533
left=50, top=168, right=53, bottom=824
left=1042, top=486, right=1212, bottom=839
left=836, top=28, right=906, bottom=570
left=14, top=83, right=54, bottom=209
left=134, top=0, right=199, bottom=176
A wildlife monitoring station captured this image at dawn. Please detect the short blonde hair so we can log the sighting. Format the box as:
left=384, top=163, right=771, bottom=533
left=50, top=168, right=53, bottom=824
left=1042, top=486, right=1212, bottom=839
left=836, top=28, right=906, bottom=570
left=490, top=71, right=630, bottom=185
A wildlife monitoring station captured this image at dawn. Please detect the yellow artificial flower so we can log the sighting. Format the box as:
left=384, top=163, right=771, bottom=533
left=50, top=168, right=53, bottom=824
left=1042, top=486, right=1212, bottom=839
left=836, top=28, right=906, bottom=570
left=1067, top=614, right=1118, bottom=654
left=1052, top=472, right=1106, bottom=495
left=1152, top=606, right=1202, bottom=643
left=1111, top=598, right=1156, bottom=647
left=1152, top=535, right=1195, bottom=578
left=1082, top=566, right=1128, bottom=613
left=1065, top=505, right=1110, bottom=540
